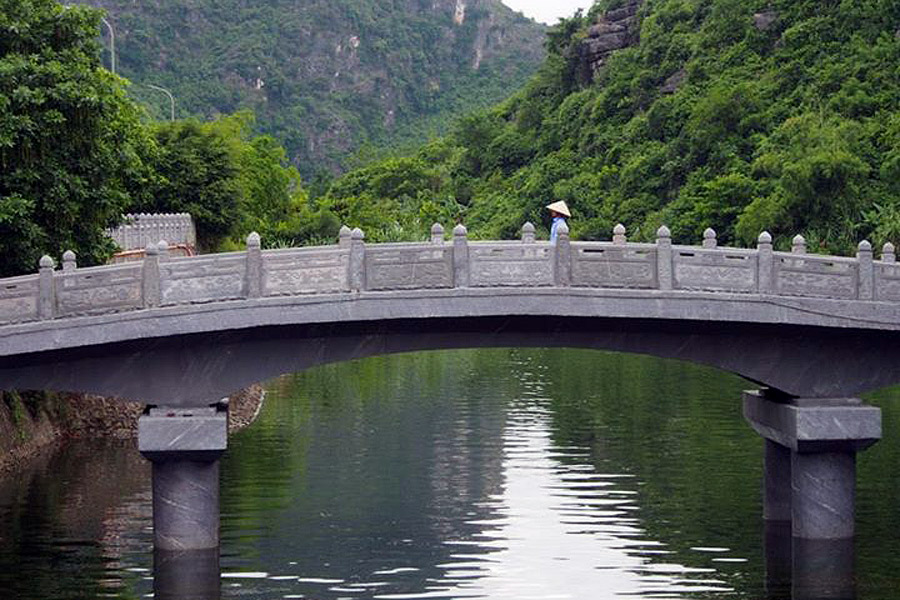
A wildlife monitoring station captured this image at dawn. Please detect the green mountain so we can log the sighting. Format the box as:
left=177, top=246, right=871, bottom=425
left=72, top=0, right=546, bottom=177
left=319, top=0, right=900, bottom=254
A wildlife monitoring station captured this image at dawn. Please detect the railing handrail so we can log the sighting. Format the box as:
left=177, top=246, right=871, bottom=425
left=1, top=223, right=896, bottom=327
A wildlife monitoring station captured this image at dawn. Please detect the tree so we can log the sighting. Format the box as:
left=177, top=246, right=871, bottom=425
left=0, top=0, right=154, bottom=276
left=137, top=119, right=243, bottom=250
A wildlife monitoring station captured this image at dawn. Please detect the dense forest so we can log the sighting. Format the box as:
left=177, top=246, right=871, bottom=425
left=3, top=0, right=900, bottom=278
left=317, top=0, right=900, bottom=254
left=71, top=0, right=547, bottom=177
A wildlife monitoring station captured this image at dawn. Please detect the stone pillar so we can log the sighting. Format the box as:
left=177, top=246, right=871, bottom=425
left=656, top=225, right=673, bottom=291
left=743, top=390, right=881, bottom=540
left=764, top=439, right=792, bottom=522
left=139, top=405, right=227, bottom=551
left=554, top=221, right=571, bottom=287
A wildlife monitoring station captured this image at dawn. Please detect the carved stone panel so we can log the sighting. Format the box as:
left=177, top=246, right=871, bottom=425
left=365, top=246, right=453, bottom=291
left=875, top=263, right=900, bottom=301
left=469, top=244, right=553, bottom=287
left=56, top=265, right=143, bottom=316
left=160, top=255, right=245, bottom=305
left=673, top=249, right=757, bottom=292
left=0, top=275, right=39, bottom=324
left=775, top=255, right=858, bottom=299
left=571, top=245, right=658, bottom=288
left=263, top=249, right=350, bottom=296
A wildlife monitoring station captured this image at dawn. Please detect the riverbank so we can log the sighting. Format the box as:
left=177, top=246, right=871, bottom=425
left=0, top=385, right=264, bottom=475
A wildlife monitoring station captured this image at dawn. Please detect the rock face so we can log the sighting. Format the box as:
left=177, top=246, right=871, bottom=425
left=753, top=10, right=779, bottom=31
left=579, top=0, right=644, bottom=81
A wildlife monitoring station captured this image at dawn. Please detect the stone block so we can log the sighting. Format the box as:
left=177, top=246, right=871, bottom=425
left=743, top=390, right=881, bottom=453
left=139, top=406, right=227, bottom=461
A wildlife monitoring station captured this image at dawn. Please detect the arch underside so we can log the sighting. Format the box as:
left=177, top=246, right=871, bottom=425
left=0, top=314, right=896, bottom=406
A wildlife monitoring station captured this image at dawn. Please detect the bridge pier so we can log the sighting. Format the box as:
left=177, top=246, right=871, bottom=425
left=138, top=405, right=227, bottom=551
left=744, top=390, right=881, bottom=539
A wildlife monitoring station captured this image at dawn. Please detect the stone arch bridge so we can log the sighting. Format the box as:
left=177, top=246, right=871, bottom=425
left=0, top=222, right=893, bottom=556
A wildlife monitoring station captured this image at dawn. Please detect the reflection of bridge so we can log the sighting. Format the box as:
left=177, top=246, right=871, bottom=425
left=0, top=223, right=889, bottom=558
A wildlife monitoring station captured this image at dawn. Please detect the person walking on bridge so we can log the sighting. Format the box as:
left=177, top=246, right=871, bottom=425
left=546, top=201, right=571, bottom=244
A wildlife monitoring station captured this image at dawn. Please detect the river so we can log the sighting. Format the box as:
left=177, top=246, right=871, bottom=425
left=1, top=348, right=899, bottom=599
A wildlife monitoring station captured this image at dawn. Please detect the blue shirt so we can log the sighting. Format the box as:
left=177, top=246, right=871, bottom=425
left=550, top=217, right=566, bottom=244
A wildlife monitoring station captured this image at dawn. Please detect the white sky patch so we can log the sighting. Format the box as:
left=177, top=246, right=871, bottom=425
left=502, top=0, right=595, bottom=25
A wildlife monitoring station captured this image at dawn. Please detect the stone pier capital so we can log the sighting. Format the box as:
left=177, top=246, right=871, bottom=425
left=743, top=389, right=881, bottom=453
left=139, top=405, right=227, bottom=462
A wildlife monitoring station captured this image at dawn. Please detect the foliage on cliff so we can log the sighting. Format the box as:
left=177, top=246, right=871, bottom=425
left=72, top=0, right=546, bottom=177
left=321, top=0, right=900, bottom=253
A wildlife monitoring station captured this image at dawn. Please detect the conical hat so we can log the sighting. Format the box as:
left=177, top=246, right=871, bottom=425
left=546, top=201, right=571, bottom=217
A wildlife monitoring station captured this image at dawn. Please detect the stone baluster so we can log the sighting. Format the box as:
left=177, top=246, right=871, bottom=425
left=349, top=228, right=366, bottom=292
left=431, top=223, right=445, bottom=244
left=613, top=223, right=627, bottom=245
left=245, top=232, right=262, bottom=299
left=792, top=234, right=807, bottom=255
left=338, top=225, right=352, bottom=249
left=703, top=228, right=717, bottom=249
left=38, top=255, right=56, bottom=320
left=555, top=221, right=571, bottom=287
left=882, top=242, right=896, bottom=263
left=521, top=222, right=536, bottom=243
left=857, top=240, right=874, bottom=300
left=656, top=225, right=673, bottom=291
left=62, top=250, right=77, bottom=272
left=143, top=243, right=161, bottom=308
left=453, top=224, right=469, bottom=288
left=757, top=231, right=773, bottom=294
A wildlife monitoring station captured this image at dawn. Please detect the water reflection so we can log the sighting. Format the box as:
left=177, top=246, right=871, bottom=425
left=155, top=549, right=220, bottom=600
left=1, top=349, right=899, bottom=598
left=764, top=521, right=856, bottom=600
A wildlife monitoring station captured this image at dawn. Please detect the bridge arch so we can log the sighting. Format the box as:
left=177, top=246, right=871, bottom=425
left=1, top=287, right=899, bottom=406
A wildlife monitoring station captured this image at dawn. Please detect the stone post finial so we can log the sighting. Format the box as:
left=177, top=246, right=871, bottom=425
left=453, top=223, right=469, bottom=288
left=143, top=243, right=160, bottom=308
left=431, top=223, right=445, bottom=244
left=613, top=223, right=626, bottom=245
left=703, top=228, right=717, bottom=249
left=245, top=232, right=262, bottom=299
left=38, top=255, right=55, bottom=319
left=858, top=240, right=874, bottom=300
left=157, top=240, right=170, bottom=262
left=792, top=234, right=807, bottom=254
left=656, top=225, right=673, bottom=291
left=339, top=225, right=352, bottom=248
left=757, top=231, right=773, bottom=294
left=882, top=242, right=896, bottom=263
left=521, top=222, right=536, bottom=243
left=62, top=250, right=77, bottom=271
left=349, top=228, right=366, bottom=291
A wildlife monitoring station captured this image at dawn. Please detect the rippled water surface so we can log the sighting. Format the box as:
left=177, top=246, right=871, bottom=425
left=2, top=348, right=900, bottom=599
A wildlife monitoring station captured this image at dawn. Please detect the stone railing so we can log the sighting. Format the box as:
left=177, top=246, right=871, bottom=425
left=1, top=223, right=897, bottom=326
left=107, top=213, right=197, bottom=251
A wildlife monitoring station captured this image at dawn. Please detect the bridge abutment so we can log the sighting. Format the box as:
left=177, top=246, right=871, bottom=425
left=138, top=405, right=227, bottom=551
left=744, top=390, right=881, bottom=540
